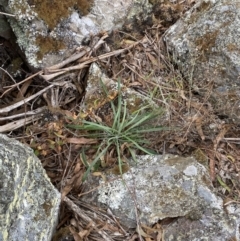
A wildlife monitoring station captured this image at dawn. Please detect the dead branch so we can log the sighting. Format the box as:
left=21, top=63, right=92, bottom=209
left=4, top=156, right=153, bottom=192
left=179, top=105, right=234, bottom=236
left=1, top=71, right=43, bottom=98
left=40, top=37, right=145, bottom=81
left=0, top=81, right=72, bottom=114
left=63, top=196, right=114, bottom=241
left=0, top=85, right=53, bottom=114
left=0, top=115, right=42, bottom=132
left=45, top=33, right=109, bottom=74
left=45, top=50, right=90, bottom=73
left=0, top=106, right=47, bottom=121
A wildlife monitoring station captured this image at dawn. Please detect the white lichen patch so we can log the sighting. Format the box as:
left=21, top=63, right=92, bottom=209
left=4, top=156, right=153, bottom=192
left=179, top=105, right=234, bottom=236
left=70, top=12, right=99, bottom=37
left=98, top=179, right=127, bottom=209
left=183, top=165, right=198, bottom=176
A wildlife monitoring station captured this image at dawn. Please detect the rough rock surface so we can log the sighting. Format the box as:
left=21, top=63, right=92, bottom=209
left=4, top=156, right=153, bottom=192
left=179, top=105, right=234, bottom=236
left=81, top=154, right=240, bottom=240
left=82, top=63, right=161, bottom=119
left=164, top=0, right=240, bottom=123
left=163, top=205, right=240, bottom=241
left=0, top=134, right=61, bottom=241
left=0, top=0, right=151, bottom=69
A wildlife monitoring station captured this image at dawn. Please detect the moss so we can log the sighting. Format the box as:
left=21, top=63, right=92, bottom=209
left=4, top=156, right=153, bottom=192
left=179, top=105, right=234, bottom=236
left=52, top=227, right=72, bottom=241
left=192, top=148, right=208, bottom=167
left=7, top=57, right=23, bottom=76
left=42, top=201, right=53, bottom=216
left=195, top=30, right=219, bottom=62
left=188, top=1, right=212, bottom=25
left=151, top=0, right=188, bottom=28
left=35, top=35, right=65, bottom=59
left=226, top=43, right=240, bottom=54
left=127, top=97, right=147, bottom=113
left=195, top=1, right=211, bottom=13
left=196, top=30, right=218, bottom=53
left=9, top=0, right=95, bottom=67
left=27, top=0, right=94, bottom=30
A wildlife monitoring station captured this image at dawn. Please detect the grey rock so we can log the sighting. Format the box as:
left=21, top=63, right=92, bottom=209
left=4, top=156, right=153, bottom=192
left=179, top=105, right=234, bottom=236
left=164, top=0, right=240, bottom=123
left=0, top=134, right=61, bottom=241
left=0, top=0, right=151, bottom=69
left=81, top=154, right=240, bottom=240
left=163, top=210, right=238, bottom=241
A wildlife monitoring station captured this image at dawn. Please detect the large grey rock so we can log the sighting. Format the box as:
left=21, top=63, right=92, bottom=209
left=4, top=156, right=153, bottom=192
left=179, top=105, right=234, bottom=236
left=0, top=134, right=61, bottom=241
left=164, top=0, right=240, bottom=123
left=81, top=155, right=240, bottom=240
left=0, top=0, right=151, bottom=69
left=163, top=205, right=240, bottom=241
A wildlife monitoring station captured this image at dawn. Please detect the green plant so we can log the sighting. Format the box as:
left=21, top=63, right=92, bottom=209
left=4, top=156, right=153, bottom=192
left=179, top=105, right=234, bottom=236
left=67, top=81, right=166, bottom=180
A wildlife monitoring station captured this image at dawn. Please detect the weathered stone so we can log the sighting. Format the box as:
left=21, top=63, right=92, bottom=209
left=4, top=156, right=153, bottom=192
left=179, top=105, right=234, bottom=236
left=163, top=205, right=240, bottom=241
left=164, top=0, right=240, bottom=123
left=81, top=154, right=240, bottom=240
left=0, top=0, right=152, bottom=69
left=0, top=134, right=61, bottom=241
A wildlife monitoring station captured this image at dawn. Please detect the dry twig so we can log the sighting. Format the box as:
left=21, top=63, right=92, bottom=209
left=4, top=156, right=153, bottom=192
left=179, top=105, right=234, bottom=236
left=63, top=196, right=114, bottom=241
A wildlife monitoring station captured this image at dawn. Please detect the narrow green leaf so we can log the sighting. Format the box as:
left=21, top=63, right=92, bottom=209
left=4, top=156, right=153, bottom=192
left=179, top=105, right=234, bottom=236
left=123, top=135, right=154, bottom=155
left=82, top=144, right=110, bottom=181
left=116, top=139, right=123, bottom=175
left=216, top=175, right=231, bottom=193
left=112, top=81, right=122, bottom=129
left=67, top=124, right=84, bottom=130
left=118, top=101, right=127, bottom=133
left=128, top=147, right=137, bottom=162
left=121, top=111, right=142, bottom=130
left=81, top=148, right=89, bottom=167
left=134, top=126, right=167, bottom=133
left=125, top=111, right=162, bottom=131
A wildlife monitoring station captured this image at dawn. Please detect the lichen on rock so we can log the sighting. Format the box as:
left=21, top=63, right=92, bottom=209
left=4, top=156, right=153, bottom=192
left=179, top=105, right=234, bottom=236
left=0, top=134, right=61, bottom=241
left=5, top=0, right=94, bottom=68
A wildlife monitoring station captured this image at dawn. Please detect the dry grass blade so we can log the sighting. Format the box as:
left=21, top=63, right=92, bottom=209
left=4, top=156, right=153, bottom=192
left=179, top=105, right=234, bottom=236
left=0, top=85, right=54, bottom=114
left=66, top=137, right=98, bottom=145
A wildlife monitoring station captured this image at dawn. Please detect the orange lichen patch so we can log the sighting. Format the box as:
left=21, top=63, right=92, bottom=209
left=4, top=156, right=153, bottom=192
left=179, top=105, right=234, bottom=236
left=27, top=0, right=94, bottom=30
left=35, top=35, right=66, bottom=59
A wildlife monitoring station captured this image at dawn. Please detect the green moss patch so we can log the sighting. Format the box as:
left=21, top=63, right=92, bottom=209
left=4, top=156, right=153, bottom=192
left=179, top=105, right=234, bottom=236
left=27, top=0, right=94, bottom=30
left=35, top=35, right=66, bottom=59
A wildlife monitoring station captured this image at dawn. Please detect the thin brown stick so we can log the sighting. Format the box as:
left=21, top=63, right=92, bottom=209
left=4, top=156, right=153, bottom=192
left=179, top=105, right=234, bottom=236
left=40, top=38, right=144, bottom=81
left=1, top=71, right=43, bottom=98
left=223, top=138, right=240, bottom=141
left=0, top=106, right=47, bottom=121
left=45, top=49, right=90, bottom=72
left=0, top=85, right=53, bottom=113
left=45, top=34, right=108, bottom=73
left=0, top=115, right=42, bottom=132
